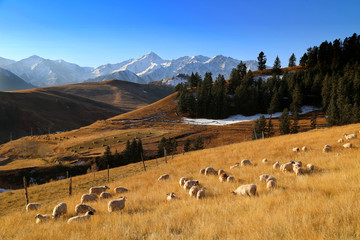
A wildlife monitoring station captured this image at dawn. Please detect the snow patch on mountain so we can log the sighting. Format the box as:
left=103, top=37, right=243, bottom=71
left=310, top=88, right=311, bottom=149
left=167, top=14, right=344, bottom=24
left=87, top=70, right=145, bottom=84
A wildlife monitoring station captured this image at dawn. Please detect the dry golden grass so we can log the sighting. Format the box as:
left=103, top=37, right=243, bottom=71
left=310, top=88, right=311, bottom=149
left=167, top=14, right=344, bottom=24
left=0, top=123, right=359, bottom=239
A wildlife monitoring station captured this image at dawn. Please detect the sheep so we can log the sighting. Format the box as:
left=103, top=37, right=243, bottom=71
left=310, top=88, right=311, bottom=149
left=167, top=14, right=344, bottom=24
left=52, top=202, right=67, bottom=219
left=189, top=186, right=199, bottom=198
left=259, top=174, right=276, bottom=183
left=100, top=192, right=112, bottom=199
left=262, top=158, right=268, bottom=163
left=218, top=169, right=225, bottom=176
left=307, top=163, right=314, bottom=171
left=158, top=174, right=170, bottom=181
left=302, top=146, right=308, bottom=152
left=230, top=163, right=240, bottom=169
left=196, top=188, right=206, bottom=200
left=273, top=161, right=280, bottom=169
left=166, top=192, right=178, bottom=201
left=205, top=167, right=217, bottom=175
left=26, top=203, right=42, bottom=212
left=114, top=187, right=129, bottom=194
left=227, top=176, right=235, bottom=182
left=75, top=204, right=96, bottom=215
left=183, top=180, right=199, bottom=190
left=34, top=214, right=51, bottom=224
left=232, top=184, right=257, bottom=197
left=179, top=177, right=188, bottom=187
left=241, top=159, right=252, bottom=166
left=89, top=186, right=110, bottom=195
left=293, top=165, right=304, bottom=176
left=280, top=161, right=294, bottom=172
left=343, top=143, right=352, bottom=148
left=293, top=161, right=302, bottom=168
left=219, top=172, right=229, bottom=182
left=323, top=145, right=332, bottom=152
left=338, top=139, right=344, bottom=143
left=266, top=180, right=276, bottom=190
left=108, top=197, right=127, bottom=213
left=81, top=193, right=98, bottom=203
left=343, top=133, right=357, bottom=140
left=292, top=147, right=300, bottom=152
left=199, top=169, right=205, bottom=175
left=67, top=211, right=94, bottom=224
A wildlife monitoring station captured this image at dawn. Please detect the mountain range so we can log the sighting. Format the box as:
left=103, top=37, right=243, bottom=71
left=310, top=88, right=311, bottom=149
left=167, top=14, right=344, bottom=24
left=0, top=52, right=259, bottom=88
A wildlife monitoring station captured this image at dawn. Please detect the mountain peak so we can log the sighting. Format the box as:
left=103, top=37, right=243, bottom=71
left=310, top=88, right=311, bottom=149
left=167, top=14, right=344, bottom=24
left=143, top=51, right=163, bottom=61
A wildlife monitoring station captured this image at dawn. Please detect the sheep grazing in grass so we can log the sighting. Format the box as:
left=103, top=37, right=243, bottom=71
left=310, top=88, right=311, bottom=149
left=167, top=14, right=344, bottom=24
left=89, top=186, right=110, bottom=195
left=189, top=186, right=199, bottom=198
left=219, top=172, right=229, bottom=182
left=67, top=211, right=94, bottom=224
left=227, top=176, right=235, bottom=182
left=167, top=192, right=178, bottom=201
left=267, top=180, right=276, bottom=190
left=232, top=184, right=257, bottom=197
left=293, top=165, right=304, bottom=176
left=108, top=197, right=127, bottom=213
left=292, top=147, right=300, bottom=152
left=262, top=158, right=268, bottom=163
left=205, top=167, right=217, bottom=175
left=114, top=187, right=129, bottom=194
left=183, top=180, right=199, bottom=190
left=343, top=133, right=357, bottom=140
left=306, top=163, right=315, bottom=171
left=218, top=169, right=225, bottom=176
left=158, top=174, right=170, bottom=181
left=26, top=203, right=42, bottom=212
left=81, top=193, right=98, bottom=203
left=323, top=145, right=332, bottom=152
left=197, top=188, right=206, bottom=200
left=302, top=146, right=308, bottom=152
left=34, top=214, right=51, bottom=224
left=343, top=143, right=352, bottom=148
left=52, top=202, right=67, bottom=219
left=259, top=174, right=270, bottom=182
left=100, top=192, right=112, bottom=199
left=179, top=177, right=188, bottom=187
left=280, top=161, right=294, bottom=173
left=230, top=163, right=240, bottom=169
left=338, top=139, right=344, bottom=143
left=75, top=204, right=96, bottom=215
left=241, top=159, right=252, bottom=167
left=293, top=161, right=302, bottom=168
left=273, top=161, right=280, bottom=169
left=200, top=169, right=205, bottom=175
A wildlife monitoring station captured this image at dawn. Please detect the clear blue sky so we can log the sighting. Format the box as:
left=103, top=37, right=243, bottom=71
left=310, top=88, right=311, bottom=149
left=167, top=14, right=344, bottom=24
left=0, top=0, right=359, bottom=67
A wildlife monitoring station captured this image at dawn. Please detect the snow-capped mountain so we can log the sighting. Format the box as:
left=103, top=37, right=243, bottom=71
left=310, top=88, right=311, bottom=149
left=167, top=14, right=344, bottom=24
left=0, top=57, right=15, bottom=68
left=87, top=70, right=145, bottom=84
left=0, top=67, right=36, bottom=91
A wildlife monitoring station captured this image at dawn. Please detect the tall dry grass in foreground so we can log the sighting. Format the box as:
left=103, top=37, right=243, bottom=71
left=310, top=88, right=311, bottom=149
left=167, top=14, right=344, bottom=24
left=0, top=124, right=359, bottom=239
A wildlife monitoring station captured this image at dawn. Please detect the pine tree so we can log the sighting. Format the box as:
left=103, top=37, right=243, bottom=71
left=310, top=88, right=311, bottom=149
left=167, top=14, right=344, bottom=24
left=266, top=118, right=274, bottom=137
left=310, top=112, right=317, bottom=129
left=252, top=115, right=267, bottom=140
left=288, top=53, right=296, bottom=67
left=290, top=84, right=302, bottom=117
left=100, top=146, right=113, bottom=169
left=137, top=138, right=143, bottom=160
left=184, top=139, right=191, bottom=152
left=158, top=137, right=167, bottom=157
left=299, top=53, right=308, bottom=67
left=257, top=51, right=267, bottom=70
left=272, top=56, right=282, bottom=75
left=279, top=108, right=290, bottom=135
left=212, top=74, right=228, bottom=118
left=326, top=85, right=339, bottom=126
left=290, top=118, right=299, bottom=134
left=193, top=137, right=204, bottom=150
left=268, top=91, right=281, bottom=115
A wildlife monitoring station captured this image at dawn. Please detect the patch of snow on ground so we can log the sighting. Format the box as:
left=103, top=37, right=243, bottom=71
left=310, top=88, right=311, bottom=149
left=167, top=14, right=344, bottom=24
left=0, top=188, right=13, bottom=193
left=182, top=106, right=319, bottom=126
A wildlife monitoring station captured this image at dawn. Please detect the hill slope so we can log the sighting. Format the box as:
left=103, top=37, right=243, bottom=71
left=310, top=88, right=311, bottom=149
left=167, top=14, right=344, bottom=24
left=0, top=68, right=36, bottom=91
left=0, top=123, right=359, bottom=239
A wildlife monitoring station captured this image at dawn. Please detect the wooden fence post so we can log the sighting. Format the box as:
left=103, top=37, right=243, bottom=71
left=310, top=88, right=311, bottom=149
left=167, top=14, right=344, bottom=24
left=141, top=153, right=146, bottom=172
left=69, top=177, right=72, bottom=196
left=164, top=147, right=167, bottom=164
left=23, top=176, right=29, bottom=205
left=107, top=164, right=110, bottom=183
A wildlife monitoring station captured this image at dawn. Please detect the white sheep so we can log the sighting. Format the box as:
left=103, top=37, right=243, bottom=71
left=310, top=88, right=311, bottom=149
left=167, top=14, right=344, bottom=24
left=166, top=192, right=178, bottom=201
left=227, top=176, right=235, bottom=182
left=266, top=180, right=276, bottom=190
left=100, top=192, right=112, bottom=199
left=114, top=187, right=129, bottom=194
left=205, top=167, right=217, bottom=175
left=292, top=147, right=300, bottom=152
left=266, top=176, right=277, bottom=183
left=273, top=161, right=280, bottom=169
left=183, top=180, right=199, bottom=190
left=67, top=211, right=94, bottom=224
left=199, top=169, right=205, bottom=175
left=306, top=163, right=314, bottom=171
left=343, top=143, right=352, bottom=148
left=232, top=184, right=257, bottom=197
left=323, top=145, right=332, bottom=152
left=26, top=203, right=42, bottom=212
left=81, top=193, right=98, bottom=203
left=196, top=188, right=206, bottom=200
left=89, top=186, right=110, bottom=195
left=262, top=158, right=268, bottom=163
left=230, top=163, right=240, bottom=169
left=52, top=202, right=67, bottom=219
left=344, top=133, right=357, bottom=140
left=241, top=159, right=252, bottom=166
left=75, top=204, right=96, bottom=215
left=302, top=146, right=308, bottom=152
left=293, top=165, right=304, bottom=176
left=179, top=177, right=188, bottom=187
left=108, top=197, right=127, bottom=213
left=338, top=139, right=344, bottom=143
left=189, top=186, right=199, bottom=197
left=218, top=169, right=225, bottom=176
left=259, top=174, right=270, bottom=182
left=158, top=174, right=170, bottom=181
left=293, top=161, right=302, bottom=168
left=280, top=161, right=294, bottom=172
left=34, top=214, right=51, bottom=224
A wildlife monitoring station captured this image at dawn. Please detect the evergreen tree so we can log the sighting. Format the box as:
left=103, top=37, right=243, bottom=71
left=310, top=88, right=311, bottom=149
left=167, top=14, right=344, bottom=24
left=268, top=91, right=281, bottom=115
left=279, top=108, right=290, bottom=135
left=326, top=84, right=339, bottom=126
left=290, top=84, right=303, bottom=118
left=257, top=51, right=267, bottom=70
left=137, top=138, right=143, bottom=160
left=272, top=56, right=282, bottom=75
left=188, top=72, right=202, bottom=88
left=99, top=146, right=113, bottom=169
left=113, top=149, right=121, bottom=167
left=212, top=74, right=228, bottom=118
left=184, top=139, right=191, bottom=152
left=193, top=137, right=204, bottom=150
left=310, top=112, right=317, bottom=129
left=288, top=53, right=296, bottom=67
left=266, top=118, right=274, bottom=137
left=299, top=53, right=308, bottom=67
left=158, top=137, right=167, bottom=157
left=252, top=115, right=267, bottom=139
left=290, top=118, right=300, bottom=134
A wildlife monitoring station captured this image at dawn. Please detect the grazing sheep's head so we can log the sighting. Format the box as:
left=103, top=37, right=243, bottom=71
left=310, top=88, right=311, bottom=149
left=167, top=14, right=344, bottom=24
left=35, top=214, right=40, bottom=219
left=87, top=211, right=94, bottom=216
left=231, top=191, right=236, bottom=195
left=290, top=160, right=295, bottom=164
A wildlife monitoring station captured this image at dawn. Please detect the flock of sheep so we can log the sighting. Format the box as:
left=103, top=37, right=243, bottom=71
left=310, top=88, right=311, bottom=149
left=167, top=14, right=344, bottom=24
left=25, top=129, right=358, bottom=225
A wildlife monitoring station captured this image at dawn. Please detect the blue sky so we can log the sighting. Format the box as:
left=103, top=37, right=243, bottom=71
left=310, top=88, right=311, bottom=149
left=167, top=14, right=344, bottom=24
left=0, top=0, right=359, bottom=67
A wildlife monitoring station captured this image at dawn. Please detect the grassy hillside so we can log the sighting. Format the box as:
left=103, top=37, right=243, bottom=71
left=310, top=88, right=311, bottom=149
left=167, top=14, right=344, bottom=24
left=0, top=123, right=359, bottom=239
